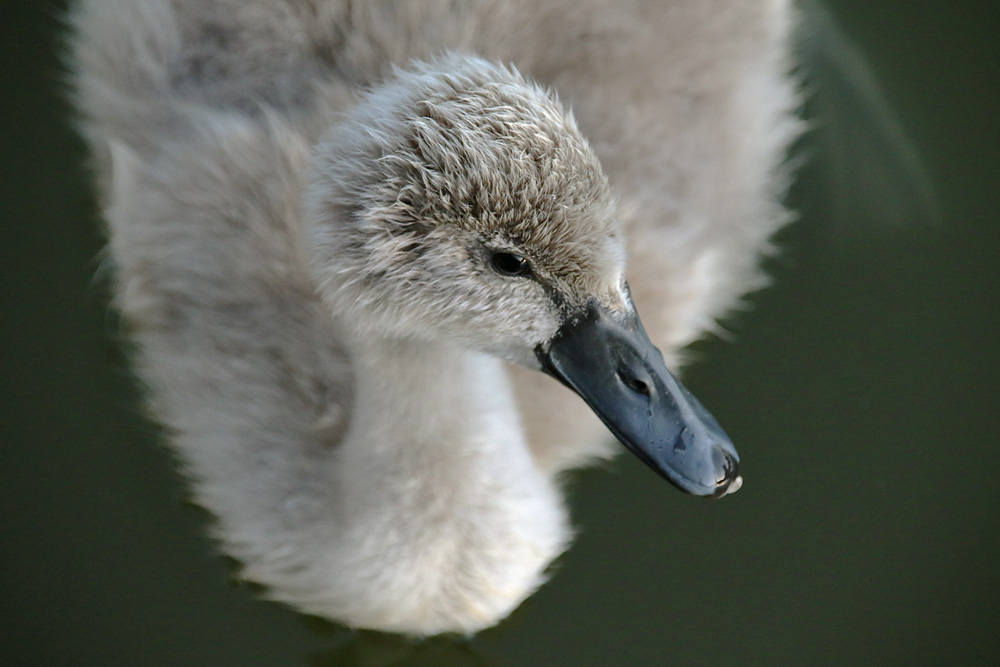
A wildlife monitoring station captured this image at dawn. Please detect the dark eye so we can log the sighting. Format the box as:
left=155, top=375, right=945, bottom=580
left=491, top=251, right=532, bottom=277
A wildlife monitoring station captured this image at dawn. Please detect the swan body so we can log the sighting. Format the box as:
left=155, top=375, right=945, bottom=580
left=71, top=0, right=799, bottom=634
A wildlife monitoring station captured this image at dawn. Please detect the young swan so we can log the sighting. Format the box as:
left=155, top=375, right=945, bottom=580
left=305, top=57, right=738, bottom=632
left=73, top=1, right=785, bottom=637
left=97, top=56, right=738, bottom=635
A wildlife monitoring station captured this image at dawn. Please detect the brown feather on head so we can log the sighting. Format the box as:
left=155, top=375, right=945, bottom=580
left=306, top=53, right=625, bottom=358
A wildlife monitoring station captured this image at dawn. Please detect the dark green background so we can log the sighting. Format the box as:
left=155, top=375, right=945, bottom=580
left=2, top=1, right=997, bottom=665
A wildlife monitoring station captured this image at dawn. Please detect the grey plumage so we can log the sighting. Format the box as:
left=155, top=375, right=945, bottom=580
left=71, top=0, right=800, bottom=634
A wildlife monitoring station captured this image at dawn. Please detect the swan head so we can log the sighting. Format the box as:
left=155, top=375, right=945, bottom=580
left=305, top=53, right=740, bottom=497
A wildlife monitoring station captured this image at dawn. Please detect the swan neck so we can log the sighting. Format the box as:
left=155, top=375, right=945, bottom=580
left=343, top=332, right=521, bottom=456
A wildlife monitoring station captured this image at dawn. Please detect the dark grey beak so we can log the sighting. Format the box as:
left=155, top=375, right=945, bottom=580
left=535, top=299, right=742, bottom=497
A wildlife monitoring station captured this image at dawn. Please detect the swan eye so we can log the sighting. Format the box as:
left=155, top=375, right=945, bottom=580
left=491, top=251, right=532, bottom=277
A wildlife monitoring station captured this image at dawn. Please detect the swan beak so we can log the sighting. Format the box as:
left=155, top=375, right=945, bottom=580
left=535, top=300, right=742, bottom=498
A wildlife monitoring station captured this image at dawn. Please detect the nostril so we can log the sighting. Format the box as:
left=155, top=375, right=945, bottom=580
left=626, top=377, right=651, bottom=396
left=617, top=368, right=651, bottom=396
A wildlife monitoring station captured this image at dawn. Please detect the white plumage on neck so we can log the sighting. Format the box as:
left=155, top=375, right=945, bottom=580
left=324, top=334, right=567, bottom=633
